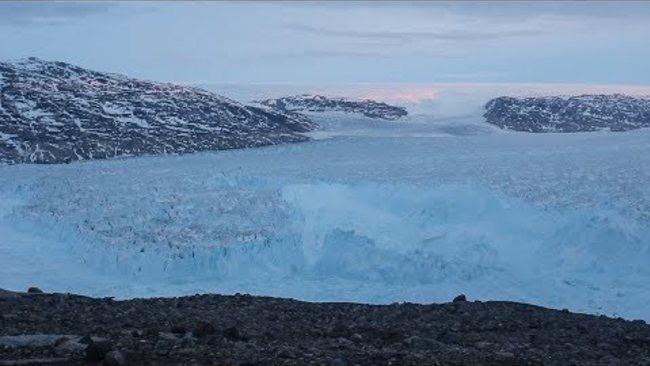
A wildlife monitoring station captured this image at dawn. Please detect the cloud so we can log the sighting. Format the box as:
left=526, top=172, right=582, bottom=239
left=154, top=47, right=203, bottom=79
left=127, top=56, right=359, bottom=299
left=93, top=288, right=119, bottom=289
left=275, top=50, right=391, bottom=59
left=284, top=22, right=546, bottom=42
left=1, top=1, right=647, bottom=85
left=265, top=48, right=465, bottom=61
left=0, top=1, right=117, bottom=26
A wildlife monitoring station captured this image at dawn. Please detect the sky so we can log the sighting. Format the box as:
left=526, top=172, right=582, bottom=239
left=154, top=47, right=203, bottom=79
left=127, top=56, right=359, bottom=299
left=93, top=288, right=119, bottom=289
left=0, top=1, right=649, bottom=85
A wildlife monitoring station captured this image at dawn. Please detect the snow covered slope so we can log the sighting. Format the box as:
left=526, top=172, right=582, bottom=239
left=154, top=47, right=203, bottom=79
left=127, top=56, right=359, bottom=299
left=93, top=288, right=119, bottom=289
left=0, top=58, right=316, bottom=164
left=259, top=94, right=408, bottom=120
left=485, top=94, right=650, bottom=132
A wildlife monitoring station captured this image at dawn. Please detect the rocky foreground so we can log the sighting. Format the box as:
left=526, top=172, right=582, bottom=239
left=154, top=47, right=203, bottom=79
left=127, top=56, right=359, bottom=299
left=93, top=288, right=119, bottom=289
left=1, top=289, right=649, bottom=366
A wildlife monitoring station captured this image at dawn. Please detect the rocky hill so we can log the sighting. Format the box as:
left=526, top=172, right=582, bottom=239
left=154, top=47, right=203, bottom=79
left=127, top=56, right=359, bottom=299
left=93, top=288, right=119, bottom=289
left=0, top=58, right=317, bottom=164
left=259, top=94, right=408, bottom=120
left=484, top=94, right=650, bottom=132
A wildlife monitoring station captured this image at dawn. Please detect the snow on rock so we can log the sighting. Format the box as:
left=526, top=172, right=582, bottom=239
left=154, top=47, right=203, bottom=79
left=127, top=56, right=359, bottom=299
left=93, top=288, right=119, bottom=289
left=259, top=94, right=408, bottom=120
left=484, top=94, right=650, bottom=132
left=0, top=58, right=318, bottom=164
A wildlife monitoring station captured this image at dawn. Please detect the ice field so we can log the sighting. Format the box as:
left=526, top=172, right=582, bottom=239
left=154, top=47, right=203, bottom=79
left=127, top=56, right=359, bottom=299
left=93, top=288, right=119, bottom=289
left=2, top=84, right=650, bottom=321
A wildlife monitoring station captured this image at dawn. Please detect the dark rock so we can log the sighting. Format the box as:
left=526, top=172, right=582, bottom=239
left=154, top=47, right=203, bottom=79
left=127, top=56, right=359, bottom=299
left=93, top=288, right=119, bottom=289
left=453, top=294, right=467, bottom=303
left=104, top=350, right=126, bottom=366
left=27, top=287, right=43, bottom=294
left=84, top=340, right=112, bottom=361
left=143, top=328, right=159, bottom=338
left=170, top=324, right=187, bottom=334
left=193, top=321, right=216, bottom=337
left=377, top=329, right=403, bottom=344
left=328, top=358, right=348, bottom=366
left=223, top=326, right=246, bottom=342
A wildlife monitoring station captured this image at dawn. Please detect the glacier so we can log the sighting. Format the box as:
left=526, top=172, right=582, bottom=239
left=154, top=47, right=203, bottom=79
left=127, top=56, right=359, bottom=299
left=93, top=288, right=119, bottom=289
left=1, top=84, right=650, bottom=321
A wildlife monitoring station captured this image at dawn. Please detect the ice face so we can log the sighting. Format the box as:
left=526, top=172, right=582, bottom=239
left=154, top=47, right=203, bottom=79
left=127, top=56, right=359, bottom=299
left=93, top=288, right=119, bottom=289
left=1, top=84, right=650, bottom=321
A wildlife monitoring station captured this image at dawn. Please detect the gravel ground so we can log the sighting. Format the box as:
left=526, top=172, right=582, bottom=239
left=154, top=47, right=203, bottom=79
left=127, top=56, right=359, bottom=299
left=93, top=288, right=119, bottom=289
left=1, top=288, right=649, bottom=366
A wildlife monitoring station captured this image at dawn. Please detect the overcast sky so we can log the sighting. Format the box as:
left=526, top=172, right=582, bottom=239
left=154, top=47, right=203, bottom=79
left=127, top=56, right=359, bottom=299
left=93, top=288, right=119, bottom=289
left=1, top=1, right=649, bottom=85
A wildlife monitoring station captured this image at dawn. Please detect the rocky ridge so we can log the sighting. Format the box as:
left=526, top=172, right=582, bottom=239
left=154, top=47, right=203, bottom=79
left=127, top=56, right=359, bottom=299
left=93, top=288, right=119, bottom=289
left=0, top=58, right=317, bottom=164
left=259, top=94, right=408, bottom=120
left=484, top=94, right=650, bottom=132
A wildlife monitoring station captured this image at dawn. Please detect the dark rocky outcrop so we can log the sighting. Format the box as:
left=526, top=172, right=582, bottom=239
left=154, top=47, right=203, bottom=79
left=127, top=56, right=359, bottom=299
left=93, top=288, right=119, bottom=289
left=484, top=94, right=650, bottom=132
left=0, top=58, right=317, bottom=164
left=259, top=94, right=408, bottom=120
